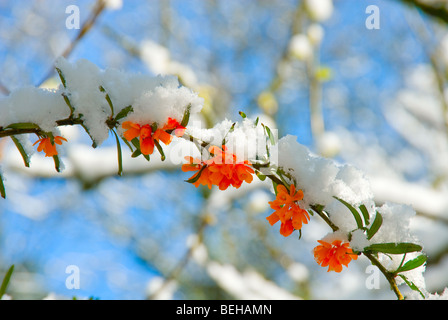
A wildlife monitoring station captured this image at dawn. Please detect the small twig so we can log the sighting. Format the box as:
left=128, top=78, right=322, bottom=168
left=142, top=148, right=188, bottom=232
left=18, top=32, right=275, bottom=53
left=310, top=204, right=339, bottom=232
left=0, top=115, right=118, bottom=140
left=364, top=252, right=404, bottom=300
left=37, top=0, right=107, bottom=86
left=0, top=80, right=10, bottom=95
left=147, top=216, right=209, bottom=300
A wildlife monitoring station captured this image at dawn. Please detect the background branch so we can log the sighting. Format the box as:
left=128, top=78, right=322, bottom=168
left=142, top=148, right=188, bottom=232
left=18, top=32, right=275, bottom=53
left=397, top=0, right=448, bottom=24
left=37, top=0, right=107, bottom=86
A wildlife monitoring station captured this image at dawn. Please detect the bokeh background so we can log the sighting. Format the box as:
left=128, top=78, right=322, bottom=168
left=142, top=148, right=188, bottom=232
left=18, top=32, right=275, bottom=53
left=1, top=0, right=448, bottom=300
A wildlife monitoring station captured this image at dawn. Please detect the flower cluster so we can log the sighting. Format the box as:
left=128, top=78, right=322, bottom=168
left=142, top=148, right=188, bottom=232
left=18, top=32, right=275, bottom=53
left=33, top=135, right=67, bottom=157
left=182, top=145, right=254, bottom=190
left=266, top=184, right=310, bottom=237
left=122, top=118, right=186, bottom=155
left=313, top=238, right=358, bottom=273
left=266, top=183, right=358, bottom=272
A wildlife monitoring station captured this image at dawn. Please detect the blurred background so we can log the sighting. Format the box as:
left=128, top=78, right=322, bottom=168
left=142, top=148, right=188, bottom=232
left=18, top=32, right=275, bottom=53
left=1, top=0, right=448, bottom=300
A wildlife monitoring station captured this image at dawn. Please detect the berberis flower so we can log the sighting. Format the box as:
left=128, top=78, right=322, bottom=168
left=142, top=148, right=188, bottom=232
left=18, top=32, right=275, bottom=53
left=33, top=135, right=67, bottom=157
left=122, top=118, right=185, bottom=155
left=313, top=238, right=358, bottom=272
left=266, top=184, right=310, bottom=237
left=182, top=145, right=254, bottom=190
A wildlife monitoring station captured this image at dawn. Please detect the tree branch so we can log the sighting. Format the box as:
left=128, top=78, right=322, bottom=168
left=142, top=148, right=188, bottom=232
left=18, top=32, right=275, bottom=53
left=397, top=0, right=448, bottom=24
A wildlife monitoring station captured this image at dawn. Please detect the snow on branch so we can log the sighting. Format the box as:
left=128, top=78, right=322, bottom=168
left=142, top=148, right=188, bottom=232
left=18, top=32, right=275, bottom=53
left=0, top=57, right=446, bottom=300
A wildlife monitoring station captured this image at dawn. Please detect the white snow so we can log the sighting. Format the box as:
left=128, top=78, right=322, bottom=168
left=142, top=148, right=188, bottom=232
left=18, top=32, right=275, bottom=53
left=272, top=134, right=373, bottom=209
left=55, top=57, right=203, bottom=145
left=0, top=86, right=69, bottom=132
left=371, top=202, right=418, bottom=244
left=186, top=117, right=272, bottom=164
left=1, top=58, right=203, bottom=150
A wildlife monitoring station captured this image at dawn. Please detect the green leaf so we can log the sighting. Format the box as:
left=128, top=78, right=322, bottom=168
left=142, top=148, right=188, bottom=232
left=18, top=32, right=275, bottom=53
left=261, top=123, right=276, bottom=159
left=262, top=124, right=276, bottom=145
left=399, top=274, right=425, bottom=299
left=131, top=149, right=141, bottom=158
left=256, top=171, right=266, bottom=181
left=129, top=138, right=150, bottom=161
left=56, top=71, right=75, bottom=114
left=0, top=171, right=6, bottom=199
left=121, top=137, right=134, bottom=152
left=277, top=169, right=292, bottom=189
left=310, top=204, right=325, bottom=215
left=130, top=137, right=140, bottom=150
left=185, top=165, right=207, bottom=184
left=359, top=204, right=370, bottom=226
left=150, top=122, right=158, bottom=132
left=272, top=180, right=279, bottom=196
left=154, top=139, right=166, bottom=161
left=396, top=255, right=427, bottom=273
left=62, top=93, right=75, bottom=116
left=55, top=67, right=67, bottom=88
left=99, top=86, right=115, bottom=117
left=53, top=154, right=61, bottom=173
left=222, top=123, right=236, bottom=146
left=180, top=104, right=191, bottom=128
left=112, top=130, right=123, bottom=176
left=367, top=211, right=383, bottom=240
left=334, top=197, right=363, bottom=229
left=10, top=136, right=30, bottom=167
left=114, top=105, right=134, bottom=122
left=78, top=120, right=97, bottom=148
left=0, top=265, right=14, bottom=299
left=6, top=122, right=39, bottom=130
left=364, top=242, right=423, bottom=255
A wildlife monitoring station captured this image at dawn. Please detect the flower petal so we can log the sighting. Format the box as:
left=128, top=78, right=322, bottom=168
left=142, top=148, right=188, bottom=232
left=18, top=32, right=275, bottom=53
left=140, top=137, right=155, bottom=155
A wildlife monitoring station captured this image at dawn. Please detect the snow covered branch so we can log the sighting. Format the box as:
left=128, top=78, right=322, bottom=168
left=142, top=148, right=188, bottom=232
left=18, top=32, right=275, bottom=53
left=0, top=57, right=446, bottom=300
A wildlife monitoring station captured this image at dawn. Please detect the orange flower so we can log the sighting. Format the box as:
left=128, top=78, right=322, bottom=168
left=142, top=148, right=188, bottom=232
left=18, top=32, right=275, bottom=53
left=182, top=156, right=213, bottom=189
left=266, top=184, right=310, bottom=237
left=122, top=118, right=185, bottom=155
left=152, top=118, right=186, bottom=146
left=162, top=117, right=186, bottom=137
left=139, top=124, right=155, bottom=155
left=182, top=145, right=254, bottom=190
left=313, top=238, right=358, bottom=272
left=122, top=121, right=141, bottom=141
left=33, top=135, right=67, bottom=157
